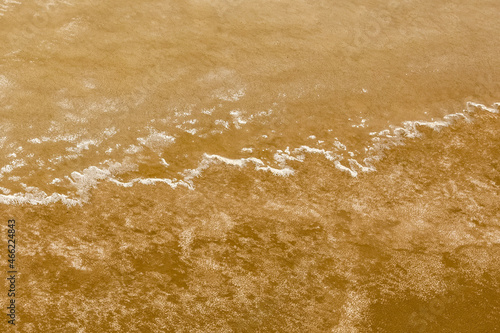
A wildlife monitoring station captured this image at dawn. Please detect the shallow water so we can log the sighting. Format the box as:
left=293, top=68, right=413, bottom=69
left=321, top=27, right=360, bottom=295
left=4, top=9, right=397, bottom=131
left=1, top=0, right=499, bottom=332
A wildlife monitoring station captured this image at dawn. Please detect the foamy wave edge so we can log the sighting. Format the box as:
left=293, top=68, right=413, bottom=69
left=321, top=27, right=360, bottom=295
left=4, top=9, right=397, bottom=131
left=1, top=101, right=498, bottom=206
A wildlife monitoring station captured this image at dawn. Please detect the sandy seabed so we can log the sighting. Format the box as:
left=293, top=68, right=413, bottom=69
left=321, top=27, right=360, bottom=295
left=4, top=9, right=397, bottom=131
left=1, top=0, right=500, bottom=332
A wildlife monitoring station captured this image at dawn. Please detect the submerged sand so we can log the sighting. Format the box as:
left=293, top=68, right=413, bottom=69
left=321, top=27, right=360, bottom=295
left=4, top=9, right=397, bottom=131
left=1, top=0, right=500, bottom=331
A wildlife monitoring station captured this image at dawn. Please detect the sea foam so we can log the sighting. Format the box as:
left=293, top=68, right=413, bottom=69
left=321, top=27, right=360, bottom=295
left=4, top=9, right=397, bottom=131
left=1, top=102, right=498, bottom=206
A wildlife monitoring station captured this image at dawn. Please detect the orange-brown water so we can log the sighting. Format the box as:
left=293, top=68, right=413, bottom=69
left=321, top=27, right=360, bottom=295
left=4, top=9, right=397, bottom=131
left=1, top=0, right=499, bottom=332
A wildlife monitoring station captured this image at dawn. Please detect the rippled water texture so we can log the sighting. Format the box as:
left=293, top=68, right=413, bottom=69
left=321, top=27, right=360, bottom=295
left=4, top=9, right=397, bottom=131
left=1, top=0, right=499, bottom=332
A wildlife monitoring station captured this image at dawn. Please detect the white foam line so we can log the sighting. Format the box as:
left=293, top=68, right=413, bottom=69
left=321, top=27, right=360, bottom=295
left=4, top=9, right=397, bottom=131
left=160, top=158, right=170, bottom=168
left=1, top=101, right=497, bottom=206
left=294, top=146, right=339, bottom=161
left=358, top=101, right=499, bottom=175
left=467, top=102, right=499, bottom=114
left=334, top=160, right=357, bottom=177
left=0, top=192, right=81, bottom=206
left=273, top=148, right=304, bottom=166
left=255, top=165, right=295, bottom=176
left=107, top=178, right=134, bottom=188
left=181, top=153, right=295, bottom=186
left=136, top=178, right=188, bottom=187
left=109, top=152, right=295, bottom=192
left=348, top=159, right=376, bottom=173
left=203, top=154, right=295, bottom=176
left=109, top=177, right=191, bottom=189
left=284, top=102, right=499, bottom=177
left=292, top=146, right=359, bottom=176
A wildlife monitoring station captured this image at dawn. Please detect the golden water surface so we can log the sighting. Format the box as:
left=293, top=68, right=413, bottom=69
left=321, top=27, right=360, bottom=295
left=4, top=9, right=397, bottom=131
left=1, top=0, right=499, bottom=332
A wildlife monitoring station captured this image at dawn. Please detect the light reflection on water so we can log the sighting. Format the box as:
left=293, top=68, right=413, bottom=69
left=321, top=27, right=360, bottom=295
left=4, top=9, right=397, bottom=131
left=0, top=1, right=499, bottom=331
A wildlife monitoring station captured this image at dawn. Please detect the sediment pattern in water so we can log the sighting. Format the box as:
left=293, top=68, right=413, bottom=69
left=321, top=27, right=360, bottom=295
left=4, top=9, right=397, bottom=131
left=1, top=0, right=500, bottom=332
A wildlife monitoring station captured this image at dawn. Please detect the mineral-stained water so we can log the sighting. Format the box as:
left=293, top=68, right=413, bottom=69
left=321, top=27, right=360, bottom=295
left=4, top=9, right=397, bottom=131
left=0, top=0, right=499, bottom=331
